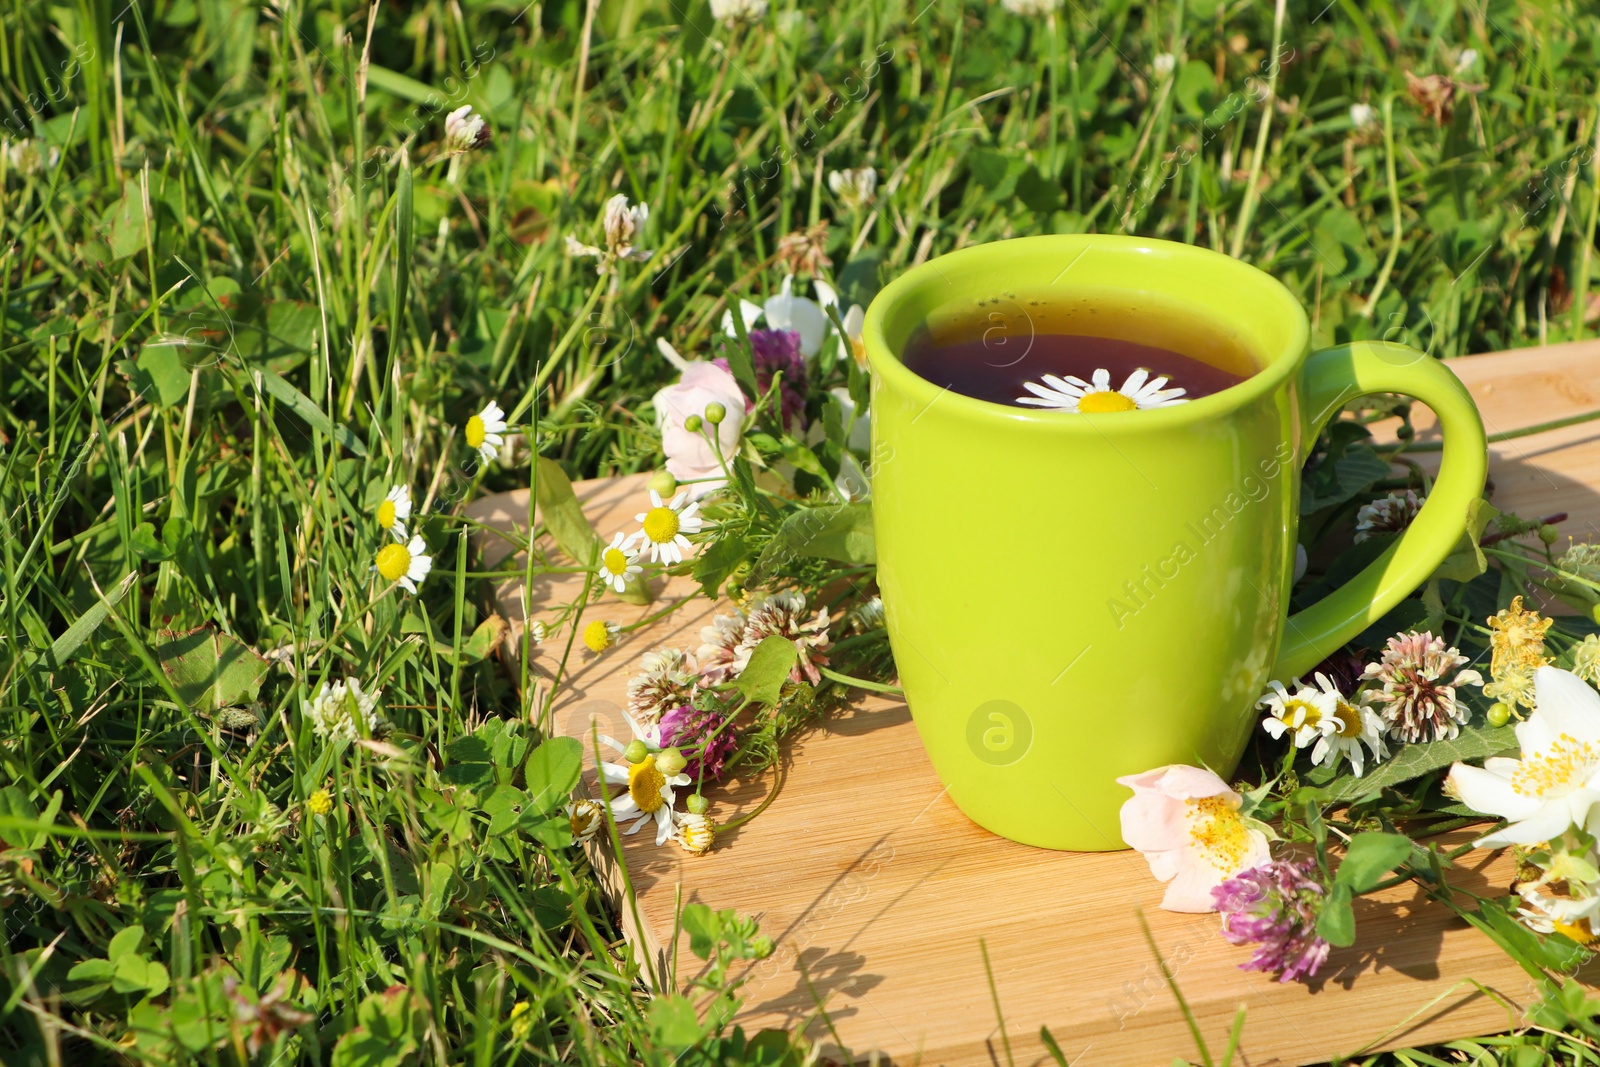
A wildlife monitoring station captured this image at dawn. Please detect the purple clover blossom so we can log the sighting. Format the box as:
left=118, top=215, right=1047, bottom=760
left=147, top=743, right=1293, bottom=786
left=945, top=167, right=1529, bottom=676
left=658, top=703, right=738, bottom=782
left=747, top=328, right=808, bottom=429
left=1212, top=859, right=1332, bottom=983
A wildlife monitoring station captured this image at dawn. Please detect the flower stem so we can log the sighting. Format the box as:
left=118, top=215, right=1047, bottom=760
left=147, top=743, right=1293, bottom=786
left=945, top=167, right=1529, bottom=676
left=1394, top=406, right=1600, bottom=452
left=818, top=665, right=902, bottom=696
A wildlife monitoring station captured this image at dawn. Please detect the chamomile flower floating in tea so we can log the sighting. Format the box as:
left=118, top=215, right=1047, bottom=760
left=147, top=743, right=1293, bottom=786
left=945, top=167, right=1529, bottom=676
left=634, top=489, right=703, bottom=564
left=464, top=400, right=507, bottom=464
left=376, top=485, right=412, bottom=541
left=597, top=532, right=642, bottom=593
left=1015, top=367, right=1188, bottom=412
left=373, top=535, right=433, bottom=594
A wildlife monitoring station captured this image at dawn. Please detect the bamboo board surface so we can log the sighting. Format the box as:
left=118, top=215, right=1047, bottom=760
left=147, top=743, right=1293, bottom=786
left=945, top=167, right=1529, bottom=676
left=464, top=340, right=1600, bottom=1067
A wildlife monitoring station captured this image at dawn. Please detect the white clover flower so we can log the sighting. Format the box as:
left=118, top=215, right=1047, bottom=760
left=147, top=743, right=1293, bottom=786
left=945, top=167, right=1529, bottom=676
left=827, top=167, right=877, bottom=210
left=443, top=105, right=490, bottom=153
left=1455, top=48, right=1479, bottom=73
left=1001, top=0, right=1060, bottom=14
left=1349, top=103, right=1378, bottom=130
left=566, top=194, right=652, bottom=270
left=1151, top=52, right=1176, bottom=77
left=304, top=679, right=382, bottom=741
left=709, top=0, right=767, bottom=22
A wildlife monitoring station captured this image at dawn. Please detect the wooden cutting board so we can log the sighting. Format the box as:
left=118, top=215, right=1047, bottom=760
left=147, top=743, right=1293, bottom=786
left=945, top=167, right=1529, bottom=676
left=464, top=340, right=1600, bottom=1067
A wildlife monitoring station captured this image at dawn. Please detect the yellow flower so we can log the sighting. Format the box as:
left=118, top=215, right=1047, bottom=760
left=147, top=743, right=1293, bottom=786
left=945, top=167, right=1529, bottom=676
left=1573, top=634, right=1600, bottom=688
left=583, top=620, right=619, bottom=654
left=307, top=789, right=333, bottom=816
left=508, top=1000, right=533, bottom=1040
left=1484, top=666, right=1537, bottom=711
left=1489, top=596, right=1552, bottom=678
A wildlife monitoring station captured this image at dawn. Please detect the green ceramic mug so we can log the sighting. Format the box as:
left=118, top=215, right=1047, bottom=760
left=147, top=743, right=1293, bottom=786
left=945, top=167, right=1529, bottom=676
left=862, top=234, right=1487, bottom=851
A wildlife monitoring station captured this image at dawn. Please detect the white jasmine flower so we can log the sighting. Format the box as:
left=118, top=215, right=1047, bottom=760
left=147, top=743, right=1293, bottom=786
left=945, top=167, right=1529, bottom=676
left=596, top=531, right=643, bottom=594
left=373, top=535, right=433, bottom=593
left=1448, top=667, right=1600, bottom=848
left=633, top=489, right=703, bottom=565
left=376, top=485, right=412, bottom=541
left=1017, top=368, right=1188, bottom=412
left=304, top=678, right=382, bottom=741
left=465, top=400, right=507, bottom=465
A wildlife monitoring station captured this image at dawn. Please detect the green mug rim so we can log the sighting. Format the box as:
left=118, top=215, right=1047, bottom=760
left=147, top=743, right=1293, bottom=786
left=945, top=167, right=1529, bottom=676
left=861, top=234, right=1313, bottom=430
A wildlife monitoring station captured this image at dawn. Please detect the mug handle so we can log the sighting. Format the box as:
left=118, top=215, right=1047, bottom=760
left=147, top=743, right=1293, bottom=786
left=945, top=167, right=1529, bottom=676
left=1272, top=341, right=1488, bottom=681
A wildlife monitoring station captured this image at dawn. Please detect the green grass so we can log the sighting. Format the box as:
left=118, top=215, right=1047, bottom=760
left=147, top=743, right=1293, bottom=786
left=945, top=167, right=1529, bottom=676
left=3, top=0, right=1600, bottom=1062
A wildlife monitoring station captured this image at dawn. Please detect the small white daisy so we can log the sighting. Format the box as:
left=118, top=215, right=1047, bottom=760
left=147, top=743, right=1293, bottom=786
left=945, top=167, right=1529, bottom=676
left=633, top=490, right=703, bottom=564
left=1305, top=673, right=1389, bottom=777
left=465, top=400, right=507, bottom=465
left=597, top=532, right=643, bottom=594
left=583, top=619, right=621, bottom=655
left=376, top=485, right=412, bottom=541
left=1015, top=368, right=1188, bottom=412
left=374, top=535, right=433, bottom=594
left=1257, top=678, right=1336, bottom=748
left=673, top=809, right=716, bottom=855
left=597, top=715, right=691, bottom=846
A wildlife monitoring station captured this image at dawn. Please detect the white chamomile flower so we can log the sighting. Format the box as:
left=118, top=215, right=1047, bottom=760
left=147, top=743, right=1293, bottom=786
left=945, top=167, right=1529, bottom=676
left=465, top=400, right=507, bottom=465
left=597, top=531, right=643, bottom=594
left=634, top=489, right=703, bottom=564
left=1015, top=368, right=1188, bottom=412
left=1305, top=673, right=1389, bottom=777
left=597, top=715, right=691, bottom=846
left=1257, top=678, right=1336, bottom=748
left=673, top=809, right=716, bottom=855
left=374, top=535, right=433, bottom=594
left=376, top=485, right=412, bottom=541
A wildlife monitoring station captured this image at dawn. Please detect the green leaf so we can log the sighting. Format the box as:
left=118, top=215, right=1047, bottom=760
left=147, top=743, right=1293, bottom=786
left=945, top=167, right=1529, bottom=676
left=693, top=533, right=750, bottom=598
left=42, top=572, right=136, bottom=666
left=154, top=626, right=269, bottom=714
left=1460, top=896, right=1590, bottom=981
left=680, top=903, right=720, bottom=959
left=1327, top=721, right=1516, bottom=802
left=440, top=762, right=493, bottom=788
left=458, top=614, right=509, bottom=663
left=112, top=953, right=170, bottom=996
left=108, top=925, right=145, bottom=961
left=1432, top=497, right=1497, bottom=582
left=251, top=366, right=369, bottom=457
left=732, top=636, right=797, bottom=707
left=1334, top=832, right=1414, bottom=892
left=524, top=736, right=582, bottom=813
left=535, top=457, right=601, bottom=567
left=1315, top=882, right=1355, bottom=947
left=648, top=993, right=704, bottom=1050
left=108, top=178, right=148, bottom=259
left=130, top=521, right=173, bottom=561
left=751, top=503, right=874, bottom=582
left=723, top=309, right=761, bottom=403
left=134, top=338, right=192, bottom=408
left=67, top=958, right=115, bottom=984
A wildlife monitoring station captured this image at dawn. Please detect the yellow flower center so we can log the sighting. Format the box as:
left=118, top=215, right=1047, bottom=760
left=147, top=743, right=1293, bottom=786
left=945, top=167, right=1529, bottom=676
left=602, top=546, right=630, bottom=576
left=628, top=758, right=666, bottom=813
left=569, top=804, right=597, bottom=837
left=307, top=789, right=333, bottom=816
left=375, top=542, right=411, bottom=581
left=1555, top=919, right=1599, bottom=945
left=1511, top=734, right=1600, bottom=797
left=1186, top=795, right=1251, bottom=872
left=1330, top=699, right=1361, bottom=737
left=465, top=414, right=486, bottom=449
left=642, top=506, right=680, bottom=544
left=1078, top=390, right=1137, bottom=413
left=377, top=499, right=396, bottom=530
left=583, top=620, right=613, bottom=652
left=1280, top=697, right=1324, bottom=729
